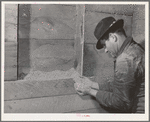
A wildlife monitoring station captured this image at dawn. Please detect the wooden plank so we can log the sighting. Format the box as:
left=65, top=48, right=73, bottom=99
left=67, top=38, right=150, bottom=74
left=4, top=78, right=75, bottom=100
left=18, top=4, right=31, bottom=39
left=5, top=4, right=18, bottom=42
left=74, top=5, right=85, bottom=75
left=29, top=16, right=75, bottom=39
left=18, top=38, right=30, bottom=79
left=27, top=4, right=76, bottom=39
left=85, top=11, right=132, bottom=43
left=5, top=41, right=17, bottom=51
left=5, top=23, right=17, bottom=42
left=5, top=4, right=18, bottom=80
left=132, top=20, right=145, bottom=34
left=5, top=4, right=18, bottom=24
left=133, top=5, right=145, bottom=20
left=4, top=41, right=17, bottom=81
left=30, top=4, right=76, bottom=30
left=5, top=56, right=17, bottom=67
left=4, top=94, right=100, bottom=113
left=86, top=4, right=134, bottom=16
left=4, top=67, right=17, bottom=81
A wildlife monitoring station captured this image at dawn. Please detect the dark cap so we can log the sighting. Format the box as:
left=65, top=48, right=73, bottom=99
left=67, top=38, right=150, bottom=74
left=94, top=17, right=124, bottom=49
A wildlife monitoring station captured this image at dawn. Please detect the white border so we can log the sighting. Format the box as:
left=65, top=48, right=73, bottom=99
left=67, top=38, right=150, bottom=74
left=1, top=1, right=149, bottom=121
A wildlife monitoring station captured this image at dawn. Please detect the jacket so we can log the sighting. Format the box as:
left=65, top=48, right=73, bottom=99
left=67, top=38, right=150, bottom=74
left=96, top=37, right=145, bottom=113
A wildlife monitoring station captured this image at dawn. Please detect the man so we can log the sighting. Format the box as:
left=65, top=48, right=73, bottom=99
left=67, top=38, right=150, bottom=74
left=73, top=17, right=145, bottom=113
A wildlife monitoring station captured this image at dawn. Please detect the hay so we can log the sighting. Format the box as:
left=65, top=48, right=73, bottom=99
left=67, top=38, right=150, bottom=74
left=24, top=68, right=80, bottom=81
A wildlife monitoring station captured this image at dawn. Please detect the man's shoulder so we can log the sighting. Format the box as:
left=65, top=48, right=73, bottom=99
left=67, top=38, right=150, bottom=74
left=118, top=41, right=144, bottom=61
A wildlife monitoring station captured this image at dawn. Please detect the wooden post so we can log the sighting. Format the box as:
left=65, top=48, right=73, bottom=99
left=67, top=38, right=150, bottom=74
left=74, top=4, right=85, bottom=76
left=4, top=4, right=18, bottom=81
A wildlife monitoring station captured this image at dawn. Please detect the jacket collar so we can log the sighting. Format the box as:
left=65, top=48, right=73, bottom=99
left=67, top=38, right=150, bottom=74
left=117, top=36, right=133, bottom=58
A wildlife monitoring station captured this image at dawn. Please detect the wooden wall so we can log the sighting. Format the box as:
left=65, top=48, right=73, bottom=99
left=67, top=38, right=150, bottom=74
left=5, top=4, right=18, bottom=81
left=132, top=5, right=145, bottom=48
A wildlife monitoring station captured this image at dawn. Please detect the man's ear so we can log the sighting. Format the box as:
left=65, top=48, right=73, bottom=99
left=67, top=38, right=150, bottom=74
left=109, top=33, right=117, bottom=42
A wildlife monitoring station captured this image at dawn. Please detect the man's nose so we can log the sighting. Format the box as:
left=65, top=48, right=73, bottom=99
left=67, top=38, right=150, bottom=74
left=105, top=48, right=108, bottom=53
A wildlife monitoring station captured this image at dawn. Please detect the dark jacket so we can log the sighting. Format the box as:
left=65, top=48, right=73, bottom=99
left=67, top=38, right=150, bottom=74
left=96, top=37, right=145, bottom=113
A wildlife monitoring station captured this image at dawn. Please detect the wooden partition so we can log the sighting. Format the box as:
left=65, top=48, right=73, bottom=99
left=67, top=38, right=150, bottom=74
left=5, top=4, right=18, bottom=81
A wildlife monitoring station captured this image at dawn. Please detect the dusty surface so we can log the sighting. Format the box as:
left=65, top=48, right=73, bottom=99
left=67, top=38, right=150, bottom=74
left=24, top=68, right=80, bottom=81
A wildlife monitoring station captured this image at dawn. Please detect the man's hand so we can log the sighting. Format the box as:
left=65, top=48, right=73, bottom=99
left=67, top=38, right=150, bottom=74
left=74, top=82, right=98, bottom=97
left=73, top=76, right=99, bottom=90
left=74, top=82, right=91, bottom=96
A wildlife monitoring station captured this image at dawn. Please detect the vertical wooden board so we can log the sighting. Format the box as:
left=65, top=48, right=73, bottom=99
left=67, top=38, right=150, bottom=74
left=18, top=4, right=31, bottom=79
left=18, top=4, right=31, bottom=39
left=5, top=23, right=17, bottom=42
left=5, top=4, right=18, bottom=80
left=132, top=20, right=145, bottom=34
left=29, top=4, right=76, bottom=39
left=5, top=4, right=18, bottom=24
left=83, top=44, right=114, bottom=83
left=85, top=4, right=134, bottom=16
left=18, top=38, right=30, bottom=79
left=4, top=67, right=17, bottom=81
left=4, top=94, right=100, bottom=113
left=133, top=5, right=145, bottom=20
left=85, top=11, right=132, bottom=43
left=5, top=4, right=18, bottom=42
left=4, top=41, right=17, bottom=81
left=74, top=5, right=85, bottom=75
left=5, top=57, right=17, bottom=67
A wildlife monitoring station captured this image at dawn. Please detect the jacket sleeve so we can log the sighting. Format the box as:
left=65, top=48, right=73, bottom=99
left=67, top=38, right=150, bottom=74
left=98, top=81, right=114, bottom=92
left=95, top=58, right=136, bottom=112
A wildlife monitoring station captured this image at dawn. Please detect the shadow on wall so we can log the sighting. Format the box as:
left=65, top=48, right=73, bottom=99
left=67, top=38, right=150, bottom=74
left=83, top=44, right=97, bottom=77
left=18, top=4, right=31, bottom=80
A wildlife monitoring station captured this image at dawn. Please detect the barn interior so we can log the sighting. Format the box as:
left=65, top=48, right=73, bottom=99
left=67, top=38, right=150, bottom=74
left=4, top=4, right=145, bottom=113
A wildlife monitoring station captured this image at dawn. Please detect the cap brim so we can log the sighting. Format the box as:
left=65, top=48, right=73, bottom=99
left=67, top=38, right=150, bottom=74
left=96, top=19, right=124, bottom=49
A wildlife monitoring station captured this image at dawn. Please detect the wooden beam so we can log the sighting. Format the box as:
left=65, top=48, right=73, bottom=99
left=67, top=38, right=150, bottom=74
left=74, top=5, right=85, bottom=75
left=85, top=5, right=134, bottom=16
left=4, top=4, right=18, bottom=81
left=5, top=41, right=17, bottom=81
left=4, top=94, right=100, bottom=113
left=4, top=78, right=76, bottom=101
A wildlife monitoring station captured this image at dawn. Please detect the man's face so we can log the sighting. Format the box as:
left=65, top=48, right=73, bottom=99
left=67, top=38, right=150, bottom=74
left=101, top=37, right=117, bottom=58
